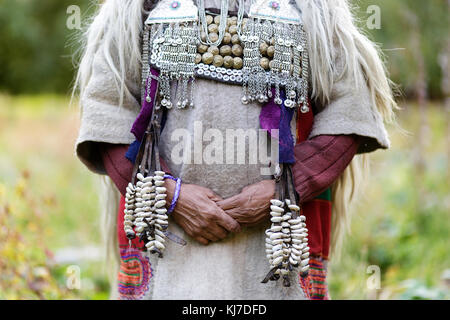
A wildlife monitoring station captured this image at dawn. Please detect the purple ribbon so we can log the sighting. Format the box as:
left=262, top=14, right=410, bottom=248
left=259, top=89, right=296, bottom=164
left=131, top=68, right=160, bottom=142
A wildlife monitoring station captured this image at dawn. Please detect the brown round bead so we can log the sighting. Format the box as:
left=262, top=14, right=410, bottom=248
left=219, top=45, right=232, bottom=56
left=228, top=25, right=238, bottom=35
left=232, top=44, right=243, bottom=57
left=259, top=42, right=268, bottom=55
left=200, top=32, right=207, bottom=42
left=195, top=53, right=202, bottom=64
left=231, top=34, right=240, bottom=45
left=208, top=23, right=218, bottom=33
left=206, top=15, right=213, bottom=25
left=202, top=52, right=214, bottom=64
left=223, top=55, right=234, bottom=68
left=222, top=32, right=232, bottom=44
left=260, top=57, right=270, bottom=70
left=233, top=57, right=243, bottom=69
left=214, top=15, right=221, bottom=25
left=267, top=46, right=275, bottom=58
left=208, top=32, right=219, bottom=43
left=213, top=55, right=224, bottom=67
left=198, top=44, right=208, bottom=54
left=208, top=45, right=220, bottom=56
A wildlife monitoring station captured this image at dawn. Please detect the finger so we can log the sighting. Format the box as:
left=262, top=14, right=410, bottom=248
left=216, top=194, right=241, bottom=210
left=214, top=207, right=241, bottom=233
left=208, top=224, right=229, bottom=240
left=194, top=236, right=210, bottom=245
left=202, top=230, right=220, bottom=242
left=207, top=191, right=223, bottom=202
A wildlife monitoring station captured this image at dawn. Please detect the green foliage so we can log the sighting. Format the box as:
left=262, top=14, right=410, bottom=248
left=328, top=102, right=450, bottom=299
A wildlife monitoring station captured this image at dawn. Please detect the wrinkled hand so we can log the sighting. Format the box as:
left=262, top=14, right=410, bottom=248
left=165, top=179, right=241, bottom=245
left=217, top=180, right=275, bottom=227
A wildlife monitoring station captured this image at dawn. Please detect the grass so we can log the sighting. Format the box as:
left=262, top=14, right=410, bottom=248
left=0, top=94, right=448, bottom=299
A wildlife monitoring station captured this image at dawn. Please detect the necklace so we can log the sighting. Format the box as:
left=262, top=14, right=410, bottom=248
left=198, top=0, right=229, bottom=46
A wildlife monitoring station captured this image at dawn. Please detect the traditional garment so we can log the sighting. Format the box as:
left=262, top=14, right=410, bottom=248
left=75, top=0, right=390, bottom=300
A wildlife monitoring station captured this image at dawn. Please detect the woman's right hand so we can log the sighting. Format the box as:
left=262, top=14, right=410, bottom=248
left=165, top=179, right=241, bottom=245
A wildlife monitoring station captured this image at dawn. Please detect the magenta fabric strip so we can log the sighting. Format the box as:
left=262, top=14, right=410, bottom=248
left=131, top=68, right=160, bottom=141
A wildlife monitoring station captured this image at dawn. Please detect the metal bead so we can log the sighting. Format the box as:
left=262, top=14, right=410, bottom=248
left=231, top=34, right=240, bottom=45
left=202, top=52, right=214, bottom=64
left=222, top=32, right=232, bottom=44
left=208, top=32, right=219, bottom=43
left=233, top=57, right=243, bottom=69
left=213, top=55, right=224, bottom=67
left=219, top=45, right=232, bottom=56
left=231, top=44, right=243, bottom=57
left=260, top=57, right=270, bottom=70
left=274, top=97, right=283, bottom=105
left=228, top=25, right=238, bottom=35
left=198, top=44, right=208, bottom=54
left=208, top=45, right=219, bottom=55
left=267, top=46, right=275, bottom=58
left=241, top=95, right=250, bottom=105
left=146, top=95, right=152, bottom=103
left=259, top=42, right=268, bottom=55
left=208, top=23, right=218, bottom=33
left=223, top=55, right=234, bottom=68
left=195, top=53, right=202, bottom=64
left=300, top=104, right=310, bottom=113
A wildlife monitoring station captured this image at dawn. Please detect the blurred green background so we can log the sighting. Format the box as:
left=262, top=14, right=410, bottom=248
left=0, top=0, right=449, bottom=299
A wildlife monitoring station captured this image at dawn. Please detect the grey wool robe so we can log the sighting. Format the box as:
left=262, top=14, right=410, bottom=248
left=75, top=2, right=390, bottom=300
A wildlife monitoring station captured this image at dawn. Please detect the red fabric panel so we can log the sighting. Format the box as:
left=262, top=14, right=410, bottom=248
left=118, top=196, right=144, bottom=249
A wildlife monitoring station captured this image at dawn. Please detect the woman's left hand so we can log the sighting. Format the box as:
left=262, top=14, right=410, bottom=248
left=216, top=179, right=275, bottom=227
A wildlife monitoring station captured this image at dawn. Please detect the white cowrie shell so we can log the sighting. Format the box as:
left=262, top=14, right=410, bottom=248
left=300, top=259, right=310, bottom=267
left=125, top=209, right=134, bottom=215
left=137, top=173, right=145, bottom=181
left=155, top=214, right=168, bottom=220
left=291, top=239, right=303, bottom=245
left=282, top=228, right=290, bottom=234
left=153, top=175, right=164, bottom=181
left=272, top=250, right=284, bottom=258
left=269, top=232, right=283, bottom=240
left=300, top=265, right=309, bottom=273
left=155, top=194, right=166, bottom=200
left=302, top=246, right=310, bottom=253
left=289, top=257, right=299, bottom=265
left=270, top=199, right=283, bottom=207
left=288, top=219, right=301, bottom=225
left=154, top=171, right=165, bottom=177
left=301, top=252, right=309, bottom=259
left=288, top=204, right=300, bottom=212
left=155, top=229, right=165, bottom=237
left=282, top=214, right=291, bottom=221
left=270, top=211, right=282, bottom=217
left=141, top=187, right=152, bottom=194
left=270, top=225, right=282, bottom=232
left=155, top=241, right=165, bottom=250
left=156, top=219, right=169, bottom=225
left=285, top=199, right=291, bottom=206
left=300, top=215, right=306, bottom=221
left=281, top=222, right=290, bottom=228
left=145, top=240, right=155, bottom=248
left=124, top=221, right=133, bottom=226
left=270, top=217, right=282, bottom=223
left=293, top=243, right=306, bottom=250
left=156, top=208, right=167, bottom=214
left=266, top=254, right=273, bottom=260
left=272, top=256, right=283, bottom=266
left=124, top=214, right=134, bottom=221
left=303, top=238, right=309, bottom=243
left=155, top=181, right=165, bottom=187
left=135, top=226, right=144, bottom=233
left=272, top=244, right=283, bottom=252
left=270, top=205, right=284, bottom=213
left=271, top=239, right=284, bottom=245
left=290, top=224, right=303, bottom=230
left=291, top=247, right=302, bottom=256
left=265, top=243, right=273, bottom=249
left=156, top=187, right=167, bottom=193
left=155, top=200, right=166, bottom=208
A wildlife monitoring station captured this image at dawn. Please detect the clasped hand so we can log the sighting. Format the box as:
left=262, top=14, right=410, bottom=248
left=166, top=179, right=275, bottom=245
